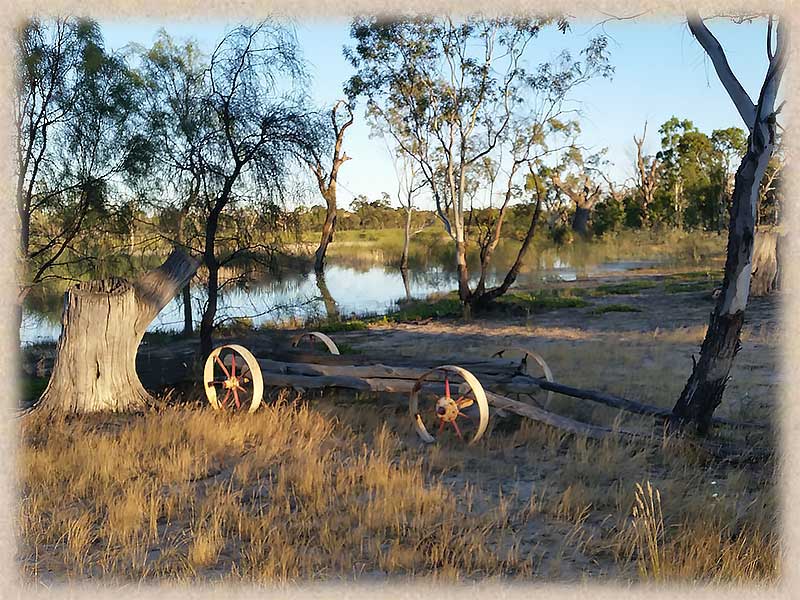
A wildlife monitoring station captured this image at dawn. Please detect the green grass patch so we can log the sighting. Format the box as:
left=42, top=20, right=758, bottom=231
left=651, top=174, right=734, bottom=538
left=316, top=319, right=370, bottom=334
left=664, top=280, right=718, bottom=294
left=590, top=303, right=642, bottom=315
left=497, top=290, right=590, bottom=313
left=666, top=270, right=723, bottom=282
left=385, top=295, right=462, bottom=322
left=663, top=270, right=721, bottom=294
left=592, top=280, right=657, bottom=296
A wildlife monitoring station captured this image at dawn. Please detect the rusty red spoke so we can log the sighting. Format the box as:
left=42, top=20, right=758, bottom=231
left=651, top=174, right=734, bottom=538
left=451, top=419, right=464, bottom=440
left=444, top=376, right=450, bottom=400
left=221, top=389, right=232, bottom=409
left=233, top=387, right=241, bottom=409
left=214, top=355, right=230, bottom=378
left=231, top=353, right=237, bottom=378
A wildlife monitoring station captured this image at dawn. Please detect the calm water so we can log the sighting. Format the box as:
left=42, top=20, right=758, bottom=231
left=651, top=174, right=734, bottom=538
left=21, top=257, right=658, bottom=345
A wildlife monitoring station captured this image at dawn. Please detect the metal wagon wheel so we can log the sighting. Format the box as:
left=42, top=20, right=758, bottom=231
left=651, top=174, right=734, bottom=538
left=203, top=344, right=264, bottom=413
left=492, top=346, right=555, bottom=408
left=291, top=331, right=340, bottom=355
left=409, top=365, right=490, bottom=446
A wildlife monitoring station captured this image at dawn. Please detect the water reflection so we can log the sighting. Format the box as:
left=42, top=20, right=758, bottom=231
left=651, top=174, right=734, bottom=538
left=20, top=256, right=659, bottom=345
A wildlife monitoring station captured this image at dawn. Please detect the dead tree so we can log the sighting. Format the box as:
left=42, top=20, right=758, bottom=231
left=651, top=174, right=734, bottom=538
left=671, top=13, right=788, bottom=434
left=37, top=249, right=200, bottom=413
left=633, top=122, right=660, bottom=225
left=304, top=100, right=354, bottom=273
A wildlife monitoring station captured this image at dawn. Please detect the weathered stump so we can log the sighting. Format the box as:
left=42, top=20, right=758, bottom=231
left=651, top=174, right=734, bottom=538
left=37, top=249, right=200, bottom=413
left=750, top=230, right=781, bottom=297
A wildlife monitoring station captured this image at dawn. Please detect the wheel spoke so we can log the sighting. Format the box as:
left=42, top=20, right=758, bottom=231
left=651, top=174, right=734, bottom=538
left=221, top=389, right=232, bottom=409
left=455, top=395, right=473, bottom=408
left=231, top=353, right=237, bottom=378
left=451, top=419, right=464, bottom=440
left=233, top=387, right=241, bottom=409
left=214, top=355, right=230, bottom=378
left=444, top=376, right=450, bottom=400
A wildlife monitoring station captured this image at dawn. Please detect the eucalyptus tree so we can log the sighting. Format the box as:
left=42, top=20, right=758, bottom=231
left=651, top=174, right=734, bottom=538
left=138, top=22, right=321, bottom=358
left=135, top=32, right=208, bottom=335
left=346, top=16, right=612, bottom=314
left=197, top=23, right=321, bottom=358
left=671, top=12, right=788, bottom=433
left=14, top=17, right=146, bottom=348
left=547, top=147, right=604, bottom=236
left=300, top=100, right=354, bottom=273
left=656, top=117, right=699, bottom=227
left=385, top=142, right=428, bottom=274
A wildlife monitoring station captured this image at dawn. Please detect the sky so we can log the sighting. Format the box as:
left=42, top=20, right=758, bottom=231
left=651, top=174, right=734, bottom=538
left=98, top=16, right=772, bottom=211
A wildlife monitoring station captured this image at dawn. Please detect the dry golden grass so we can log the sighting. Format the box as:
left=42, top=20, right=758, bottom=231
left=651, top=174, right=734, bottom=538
left=17, top=384, right=778, bottom=585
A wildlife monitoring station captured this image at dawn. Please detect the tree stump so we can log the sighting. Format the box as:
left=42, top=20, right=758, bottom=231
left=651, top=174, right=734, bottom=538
left=750, top=230, right=781, bottom=297
left=37, top=249, right=200, bottom=413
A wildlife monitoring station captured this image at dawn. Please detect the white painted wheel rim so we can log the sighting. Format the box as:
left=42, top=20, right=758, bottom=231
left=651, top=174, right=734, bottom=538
left=203, top=344, right=264, bottom=413
left=291, top=331, right=340, bottom=355
left=492, top=346, right=554, bottom=407
left=409, top=365, right=490, bottom=445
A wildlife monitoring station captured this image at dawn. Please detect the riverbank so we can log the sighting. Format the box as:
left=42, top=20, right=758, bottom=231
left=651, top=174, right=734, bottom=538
left=21, top=228, right=727, bottom=344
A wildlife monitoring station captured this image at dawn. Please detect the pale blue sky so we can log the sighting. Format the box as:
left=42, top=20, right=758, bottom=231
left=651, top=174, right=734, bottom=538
left=99, top=17, right=771, bottom=210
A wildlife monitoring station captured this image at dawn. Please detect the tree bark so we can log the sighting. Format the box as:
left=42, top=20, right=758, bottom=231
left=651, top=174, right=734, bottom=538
left=571, top=206, right=591, bottom=235
left=181, top=283, right=193, bottom=335
left=37, top=249, right=200, bottom=413
left=455, top=238, right=471, bottom=318
left=314, top=194, right=337, bottom=273
left=672, top=12, right=786, bottom=434
left=671, top=134, right=773, bottom=433
left=315, top=269, right=339, bottom=318
left=400, top=267, right=412, bottom=302
left=400, top=207, right=412, bottom=271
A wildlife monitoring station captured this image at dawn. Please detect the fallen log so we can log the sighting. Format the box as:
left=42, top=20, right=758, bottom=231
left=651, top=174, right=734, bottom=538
left=260, top=369, right=769, bottom=461
left=508, top=375, right=766, bottom=430
left=255, top=358, right=766, bottom=430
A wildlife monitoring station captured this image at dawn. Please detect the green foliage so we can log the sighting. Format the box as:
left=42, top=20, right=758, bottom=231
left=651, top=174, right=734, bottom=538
left=21, top=376, right=49, bottom=405
left=652, top=117, right=747, bottom=231
left=16, top=17, right=145, bottom=287
left=593, top=197, right=625, bottom=237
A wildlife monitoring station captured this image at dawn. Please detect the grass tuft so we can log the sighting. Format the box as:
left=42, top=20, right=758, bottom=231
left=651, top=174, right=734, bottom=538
left=591, top=304, right=642, bottom=315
